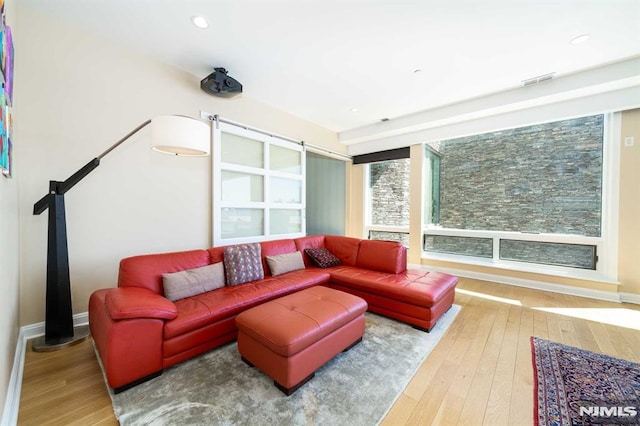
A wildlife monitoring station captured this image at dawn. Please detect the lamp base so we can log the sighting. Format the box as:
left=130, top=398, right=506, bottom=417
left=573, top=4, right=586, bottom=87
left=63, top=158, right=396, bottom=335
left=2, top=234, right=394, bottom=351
left=32, top=324, right=91, bottom=352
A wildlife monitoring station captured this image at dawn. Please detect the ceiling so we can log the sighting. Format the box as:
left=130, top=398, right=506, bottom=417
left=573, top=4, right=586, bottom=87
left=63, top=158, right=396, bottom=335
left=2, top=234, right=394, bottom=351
left=22, top=0, right=640, bottom=138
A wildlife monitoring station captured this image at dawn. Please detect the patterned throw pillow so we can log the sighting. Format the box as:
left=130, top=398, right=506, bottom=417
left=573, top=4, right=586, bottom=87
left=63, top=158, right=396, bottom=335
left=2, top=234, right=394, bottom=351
left=305, top=247, right=341, bottom=268
left=162, top=262, right=226, bottom=301
left=223, top=243, right=264, bottom=286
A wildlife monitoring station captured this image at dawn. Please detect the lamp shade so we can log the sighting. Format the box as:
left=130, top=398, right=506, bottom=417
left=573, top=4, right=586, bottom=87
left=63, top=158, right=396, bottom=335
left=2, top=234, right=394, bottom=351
left=150, top=115, right=210, bottom=156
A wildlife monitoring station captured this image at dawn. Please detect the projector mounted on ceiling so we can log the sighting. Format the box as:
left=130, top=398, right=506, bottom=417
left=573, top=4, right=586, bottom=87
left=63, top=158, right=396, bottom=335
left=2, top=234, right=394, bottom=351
left=200, top=68, right=243, bottom=97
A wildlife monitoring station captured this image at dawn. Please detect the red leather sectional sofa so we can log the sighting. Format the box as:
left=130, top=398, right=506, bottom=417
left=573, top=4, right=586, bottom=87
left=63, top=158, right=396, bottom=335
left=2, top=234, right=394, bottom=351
left=89, top=235, right=458, bottom=392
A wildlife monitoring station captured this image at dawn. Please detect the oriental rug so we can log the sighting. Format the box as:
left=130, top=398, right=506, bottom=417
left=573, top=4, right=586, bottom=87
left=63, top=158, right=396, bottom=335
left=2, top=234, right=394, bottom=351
left=531, top=336, right=640, bottom=426
left=106, top=306, right=460, bottom=425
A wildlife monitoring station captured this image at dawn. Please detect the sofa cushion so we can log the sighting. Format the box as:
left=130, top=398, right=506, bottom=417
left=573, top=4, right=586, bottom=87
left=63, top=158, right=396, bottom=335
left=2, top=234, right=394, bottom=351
left=223, top=243, right=264, bottom=286
left=294, top=235, right=326, bottom=267
left=164, top=270, right=331, bottom=339
left=118, top=249, right=211, bottom=294
left=324, top=235, right=361, bottom=266
left=162, top=262, right=226, bottom=301
left=260, top=239, right=298, bottom=276
left=328, top=267, right=457, bottom=307
left=266, top=251, right=306, bottom=276
left=356, top=240, right=407, bottom=274
left=207, top=247, right=225, bottom=264
left=305, top=247, right=341, bottom=268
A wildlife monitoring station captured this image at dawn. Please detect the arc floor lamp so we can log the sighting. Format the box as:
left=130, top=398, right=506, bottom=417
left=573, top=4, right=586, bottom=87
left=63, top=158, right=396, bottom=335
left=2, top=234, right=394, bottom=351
left=32, top=115, right=210, bottom=352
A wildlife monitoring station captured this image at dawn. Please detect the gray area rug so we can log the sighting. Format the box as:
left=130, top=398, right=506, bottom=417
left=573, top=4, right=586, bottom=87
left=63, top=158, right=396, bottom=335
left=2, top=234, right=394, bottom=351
left=109, top=306, right=460, bottom=425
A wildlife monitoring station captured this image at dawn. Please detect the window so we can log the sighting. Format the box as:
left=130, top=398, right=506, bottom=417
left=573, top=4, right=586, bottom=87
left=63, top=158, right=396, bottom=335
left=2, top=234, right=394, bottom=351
left=365, top=158, right=410, bottom=246
left=306, top=152, right=346, bottom=236
left=423, top=114, right=617, bottom=279
left=213, top=121, right=305, bottom=245
left=423, top=147, right=441, bottom=225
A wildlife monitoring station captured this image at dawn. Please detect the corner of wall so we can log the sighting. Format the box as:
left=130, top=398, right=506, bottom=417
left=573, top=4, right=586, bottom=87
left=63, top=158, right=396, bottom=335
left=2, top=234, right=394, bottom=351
left=618, top=108, right=640, bottom=297
left=346, top=164, right=365, bottom=238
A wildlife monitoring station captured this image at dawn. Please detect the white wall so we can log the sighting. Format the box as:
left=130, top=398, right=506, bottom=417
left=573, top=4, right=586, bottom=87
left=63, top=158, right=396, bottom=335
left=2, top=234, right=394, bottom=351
left=0, top=0, right=19, bottom=416
left=17, top=7, right=339, bottom=326
left=0, top=140, right=19, bottom=416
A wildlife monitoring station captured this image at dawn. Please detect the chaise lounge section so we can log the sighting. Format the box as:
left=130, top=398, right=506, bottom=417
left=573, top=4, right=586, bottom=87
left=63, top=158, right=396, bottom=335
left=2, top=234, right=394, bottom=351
left=297, top=235, right=458, bottom=332
left=89, top=234, right=458, bottom=392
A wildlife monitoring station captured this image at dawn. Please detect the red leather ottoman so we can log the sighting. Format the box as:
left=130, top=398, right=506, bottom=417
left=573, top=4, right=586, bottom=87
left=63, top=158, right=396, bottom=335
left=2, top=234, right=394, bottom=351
left=235, top=286, right=368, bottom=395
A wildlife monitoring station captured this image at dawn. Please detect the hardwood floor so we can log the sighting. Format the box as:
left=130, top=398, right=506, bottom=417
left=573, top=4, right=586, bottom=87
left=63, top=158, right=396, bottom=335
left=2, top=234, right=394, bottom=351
left=18, top=278, right=640, bottom=425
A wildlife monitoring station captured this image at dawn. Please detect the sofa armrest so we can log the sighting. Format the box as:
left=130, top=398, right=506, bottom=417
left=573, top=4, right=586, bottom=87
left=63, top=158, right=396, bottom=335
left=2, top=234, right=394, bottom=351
left=105, top=287, right=178, bottom=320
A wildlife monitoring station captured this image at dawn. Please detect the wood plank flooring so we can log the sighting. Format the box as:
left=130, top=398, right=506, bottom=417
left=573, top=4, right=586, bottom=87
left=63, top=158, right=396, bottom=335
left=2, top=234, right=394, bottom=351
left=18, top=278, right=640, bottom=425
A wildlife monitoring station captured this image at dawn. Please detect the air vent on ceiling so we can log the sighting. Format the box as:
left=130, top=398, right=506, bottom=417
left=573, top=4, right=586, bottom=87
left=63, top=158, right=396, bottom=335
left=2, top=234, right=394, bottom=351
left=522, top=72, right=555, bottom=87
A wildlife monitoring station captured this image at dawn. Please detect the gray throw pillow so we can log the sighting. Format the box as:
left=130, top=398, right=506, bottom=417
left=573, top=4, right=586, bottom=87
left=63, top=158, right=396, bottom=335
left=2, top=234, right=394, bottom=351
left=266, top=251, right=306, bottom=276
left=223, top=243, right=264, bottom=286
left=162, top=262, right=225, bottom=301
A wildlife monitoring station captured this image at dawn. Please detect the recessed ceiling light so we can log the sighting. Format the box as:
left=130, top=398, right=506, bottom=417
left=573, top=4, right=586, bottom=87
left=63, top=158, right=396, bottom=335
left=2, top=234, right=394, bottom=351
left=570, top=34, right=590, bottom=45
left=350, top=108, right=359, bottom=113
left=191, top=15, right=209, bottom=29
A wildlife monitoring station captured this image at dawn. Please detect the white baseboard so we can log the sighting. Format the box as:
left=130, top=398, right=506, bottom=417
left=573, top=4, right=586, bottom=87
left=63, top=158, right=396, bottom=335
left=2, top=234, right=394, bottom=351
left=2, top=327, right=27, bottom=426
left=1, top=313, right=89, bottom=426
left=415, top=264, right=625, bottom=303
left=19, top=312, right=89, bottom=341
left=620, top=292, right=640, bottom=305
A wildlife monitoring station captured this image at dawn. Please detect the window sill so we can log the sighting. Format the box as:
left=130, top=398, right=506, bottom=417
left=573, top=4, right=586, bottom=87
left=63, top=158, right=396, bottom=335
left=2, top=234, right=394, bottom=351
left=421, top=252, right=619, bottom=285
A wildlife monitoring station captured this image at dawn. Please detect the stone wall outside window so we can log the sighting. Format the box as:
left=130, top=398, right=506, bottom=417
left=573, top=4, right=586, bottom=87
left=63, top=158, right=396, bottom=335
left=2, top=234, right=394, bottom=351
left=499, top=239, right=597, bottom=269
left=424, top=115, right=603, bottom=269
left=369, top=158, right=410, bottom=227
left=429, top=115, right=603, bottom=237
left=367, top=115, right=604, bottom=269
left=369, top=230, right=410, bottom=247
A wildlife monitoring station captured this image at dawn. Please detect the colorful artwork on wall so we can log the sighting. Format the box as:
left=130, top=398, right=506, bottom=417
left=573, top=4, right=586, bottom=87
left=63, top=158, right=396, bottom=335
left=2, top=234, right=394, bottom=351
left=0, top=92, right=11, bottom=175
left=3, top=25, right=13, bottom=102
left=0, top=0, right=13, bottom=178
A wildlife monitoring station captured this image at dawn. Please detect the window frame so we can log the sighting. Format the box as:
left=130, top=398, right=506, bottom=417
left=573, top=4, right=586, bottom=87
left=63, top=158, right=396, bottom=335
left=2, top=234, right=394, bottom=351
left=212, top=121, right=305, bottom=246
left=364, top=158, right=411, bottom=244
left=421, top=113, right=620, bottom=282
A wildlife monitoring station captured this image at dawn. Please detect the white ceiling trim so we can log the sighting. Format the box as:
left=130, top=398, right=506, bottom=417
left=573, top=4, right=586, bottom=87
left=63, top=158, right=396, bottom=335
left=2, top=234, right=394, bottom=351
left=346, top=84, right=640, bottom=156
left=342, top=57, right=640, bottom=153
